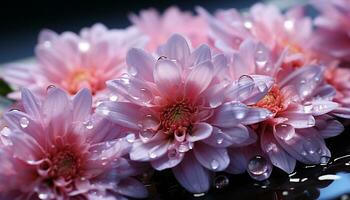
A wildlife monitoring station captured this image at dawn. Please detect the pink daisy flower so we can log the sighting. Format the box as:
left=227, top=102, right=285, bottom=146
left=0, top=88, right=147, bottom=199
left=324, top=63, right=350, bottom=118
left=198, top=4, right=315, bottom=65
left=1, top=24, right=146, bottom=101
left=130, top=7, right=209, bottom=51
left=311, top=0, right=350, bottom=62
left=97, top=34, right=273, bottom=193
left=224, top=40, right=344, bottom=180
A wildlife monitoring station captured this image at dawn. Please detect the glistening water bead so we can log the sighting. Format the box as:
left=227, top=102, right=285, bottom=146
left=248, top=155, right=272, bottom=181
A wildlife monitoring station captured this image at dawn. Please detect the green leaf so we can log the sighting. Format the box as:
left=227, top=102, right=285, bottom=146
left=0, top=79, right=12, bottom=97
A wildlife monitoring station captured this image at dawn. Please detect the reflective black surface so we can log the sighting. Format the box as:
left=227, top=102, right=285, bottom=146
left=144, top=125, right=350, bottom=200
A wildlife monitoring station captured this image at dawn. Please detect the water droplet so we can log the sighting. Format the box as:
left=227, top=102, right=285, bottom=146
left=20, top=117, right=29, bottom=128
left=138, top=88, right=153, bottom=104
left=255, top=46, right=268, bottom=68
left=216, top=136, right=224, bottom=145
left=178, top=142, right=192, bottom=153
left=140, top=115, right=159, bottom=130
left=214, top=175, right=229, bottom=189
left=276, top=124, right=293, bottom=141
left=109, top=95, right=118, bottom=102
left=282, top=191, right=289, bottom=196
left=83, top=120, right=94, bottom=129
left=211, top=159, right=219, bottom=170
left=320, top=156, right=330, bottom=165
left=257, top=83, right=268, bottom=93
left=149, top=151, right=157, bottom=159
left=238, top=75, right=254, bottom=86
left=248, top=155, right=271, bottom=181
left=126, top=133, right=136, bottom=143
left=139, top=130, right=156, bottom=143
left=46, top=85, right=56, bottom=92
left=128, top=66, right=138, bottom=76
left=158, top=55, right=167, bottom=60
left=303, top=102, right=313, bottom=113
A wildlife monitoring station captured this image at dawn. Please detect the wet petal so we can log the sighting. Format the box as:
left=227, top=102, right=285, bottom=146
left=186, top=123, right=212, bottom=142
left=203, top=125, right=250, bottom=148
left=154, top=59, right=182, bottom=95
left=172, top=153, right=210, bottom=193
left=185, top=61, right=214, bottom=98
left=73, top=88, right=92, bottom=122
left=261, top=128, right=296, bottom=173
left=96, top=101, right=141, bottom=130
left=126, top=48, right=155, bottom=82
left=115, top=177, right=148, bottom=199
left=130, top=135, right=170, bottom=162
left=21, top=88, right=41, bottom=120
left=193, top=142, right=229, bottom=171
left=157, top=34, right=191, bottom=66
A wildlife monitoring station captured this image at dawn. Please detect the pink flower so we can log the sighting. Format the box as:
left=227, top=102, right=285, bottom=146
left=323, top=63, right=350, bottom=118
left=198, top=4, right=315, bottom=65
left=0, top=88, right=147, bottom=199
left=311, top=0, right=350, bottom=62
left=130, top=7, right=210, bottom=51
left=1, top=24, right=146, bottom=102
left=97, top=34, right=273, bottom=193
left=224, top=40, right=343, bottom=180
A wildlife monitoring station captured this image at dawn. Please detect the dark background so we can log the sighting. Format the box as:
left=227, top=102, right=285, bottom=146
left=0, top=0, right=258, bottom=63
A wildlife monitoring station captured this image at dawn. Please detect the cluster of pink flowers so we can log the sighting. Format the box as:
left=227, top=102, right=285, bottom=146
left=0, top=1, right=350, bottom=198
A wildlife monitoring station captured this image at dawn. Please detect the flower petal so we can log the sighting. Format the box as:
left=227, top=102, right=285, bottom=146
left=115, top=177, right=148, bottom=199
left=21, top=88, right=41, bottom=120
left=261, top=128, right=296, bottom=173
left=157, top=34, right=191, bottom=66
left=172, top=152, right=210, bottom=193
left=211, top=102, right=249, bottom=128
left=186, top=123, right=212, bottom=142
left=96, top=101, right=141, bottom=130
left=153, top=59, right=182, bottom=95
left=315, top=115, right=344, bottom=138
left=185, top=61, right=214, bottom=98
left=73, top=88, right=92, bottom=122
left=193, top=142, right=229, bottom=171
left=151, top=150, right=184, bottom=171
left=130, top=135, right=170, bottom=162
left=203, top=125, right=250, bottom=148
left=274, top=124, right=330, bottom=164
left=126, top=48, right=155, bottom=82
left=280, top=112, right=315, bottom=128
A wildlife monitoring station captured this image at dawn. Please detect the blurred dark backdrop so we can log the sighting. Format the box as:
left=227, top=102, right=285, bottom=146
left=0, top=0, right=258, bottom=63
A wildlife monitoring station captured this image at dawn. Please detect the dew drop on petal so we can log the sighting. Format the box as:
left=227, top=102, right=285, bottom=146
left=149, top=151, right=157, bottom=159
left=276, top=123, right=294, bottom=141
left=83, top=120, right=94, bottom=130
left=320, top=156, right=330, bottom=165
left=20, top=117, right=29, bottom=128
left=46, top=85, right=56, bottom=92
left=140, top=115, right=159, bottom=130
left=247, top=155, right=271, bottom=181
left=255, top=47, right=268, bottom=68
left=138, top=88, right=153, bottom=104
left=109, top=95, right=118, bottom=102
left=214, top=175, right=230, bottom=189
left=211, top=159, right=219, bottom=170
left=303, top=102, right=313, bottom=113
left=126, top=133, right=136, bottom=143
left=128, top=66, right=138, bottom=76
left=238, top=75, right=254, bottom=86
left=139, top=130, right=156, bottom=143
